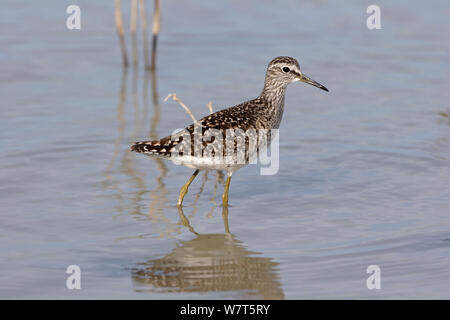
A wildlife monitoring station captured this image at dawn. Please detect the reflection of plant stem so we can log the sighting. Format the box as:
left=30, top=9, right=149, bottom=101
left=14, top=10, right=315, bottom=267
left=147, top=69, right=177, bottom=237
left=132, top=66, right=141, bottom=134
left=107, top=68, right=128, bottom=172
left=142, top=63, right=150, bottom=130
left=148, top=69, right=169, bottom=219
left=151, top=0, right=160, bottom=70
left=138, top=0, right=150, bottom=69
left=103, top=68, right=128, bottom=213
left=149, top=70, right=160, bottom=139
left=121, top=66, right=146, bottom=215
left=114, top=0, right=128, bottom=68
left=130, top=0, right=138, bottom=66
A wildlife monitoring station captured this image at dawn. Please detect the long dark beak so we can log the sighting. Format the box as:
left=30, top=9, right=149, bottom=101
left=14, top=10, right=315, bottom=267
left=298, top=74, right=329, bottom=92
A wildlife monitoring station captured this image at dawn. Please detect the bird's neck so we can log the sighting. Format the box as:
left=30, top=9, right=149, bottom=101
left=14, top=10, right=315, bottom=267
left=259, top=78, right=287, bottom=129
left=260, top=77, right=288, bottom=109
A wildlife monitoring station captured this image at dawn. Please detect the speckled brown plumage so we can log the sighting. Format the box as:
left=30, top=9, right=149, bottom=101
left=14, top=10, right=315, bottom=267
left=130, top=97, right=273, bottom=158
left=131, top=56, right=328, bottom=161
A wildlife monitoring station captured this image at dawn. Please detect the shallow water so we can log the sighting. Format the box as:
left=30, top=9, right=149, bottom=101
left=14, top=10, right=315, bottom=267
left=1, top=0, right=449, bottom=299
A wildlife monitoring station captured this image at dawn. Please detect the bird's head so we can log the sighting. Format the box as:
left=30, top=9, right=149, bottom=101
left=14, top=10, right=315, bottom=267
left=266, top=56, right=329, bottom=92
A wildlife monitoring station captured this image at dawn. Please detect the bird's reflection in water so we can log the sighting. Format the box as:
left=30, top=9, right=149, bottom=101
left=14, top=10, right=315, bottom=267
left=131, top=206, right=285, bottom=299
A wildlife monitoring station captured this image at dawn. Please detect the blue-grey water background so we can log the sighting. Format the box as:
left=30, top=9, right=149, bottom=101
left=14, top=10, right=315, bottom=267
left=1, top=0, right=449, bottom=299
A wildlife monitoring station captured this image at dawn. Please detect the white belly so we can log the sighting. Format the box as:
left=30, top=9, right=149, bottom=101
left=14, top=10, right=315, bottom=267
left=170, top=155, right=247, bottom=173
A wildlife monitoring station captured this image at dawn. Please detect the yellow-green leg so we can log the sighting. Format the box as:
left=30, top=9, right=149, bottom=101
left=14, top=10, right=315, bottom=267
left=222, top=173, right=232, bottom=207
left=177, top=169, right=199, bottom=207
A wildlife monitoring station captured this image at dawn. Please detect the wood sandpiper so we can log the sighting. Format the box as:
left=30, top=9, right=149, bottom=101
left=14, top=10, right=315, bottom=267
left=131, top=56, right=328, bottom=207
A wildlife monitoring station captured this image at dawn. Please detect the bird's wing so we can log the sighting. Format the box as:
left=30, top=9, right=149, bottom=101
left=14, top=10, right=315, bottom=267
left=131, top=99, right=265, bottom=157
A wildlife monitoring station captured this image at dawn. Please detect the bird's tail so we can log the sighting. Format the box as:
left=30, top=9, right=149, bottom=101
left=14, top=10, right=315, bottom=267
left=130, top=136, right=178, bottom=158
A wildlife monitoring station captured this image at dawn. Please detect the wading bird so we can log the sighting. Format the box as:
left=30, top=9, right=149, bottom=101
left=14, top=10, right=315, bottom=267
left=131, top=56, right=328, bottom=207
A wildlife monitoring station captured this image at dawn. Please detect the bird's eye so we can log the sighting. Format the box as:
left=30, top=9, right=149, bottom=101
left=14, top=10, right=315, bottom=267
left=282, top=67, right=290, bottom=73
